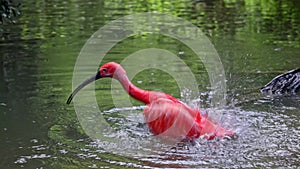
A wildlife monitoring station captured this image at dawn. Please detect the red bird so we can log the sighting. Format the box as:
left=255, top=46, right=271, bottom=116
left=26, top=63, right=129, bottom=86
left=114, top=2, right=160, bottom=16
left=67, top=62, right=233, bottom=141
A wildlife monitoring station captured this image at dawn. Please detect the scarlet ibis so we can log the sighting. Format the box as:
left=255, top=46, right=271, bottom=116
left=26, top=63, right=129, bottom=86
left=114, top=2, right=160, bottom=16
left=67, top=62, right=233, bottom=141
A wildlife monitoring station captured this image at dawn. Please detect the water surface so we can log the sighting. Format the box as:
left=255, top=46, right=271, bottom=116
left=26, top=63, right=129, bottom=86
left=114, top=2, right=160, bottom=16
left=0, top=0, right=299, bottom=168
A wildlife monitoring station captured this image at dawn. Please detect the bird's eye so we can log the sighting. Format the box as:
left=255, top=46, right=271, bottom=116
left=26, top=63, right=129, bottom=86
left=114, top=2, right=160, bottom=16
left=102, top=68, right=107, bottom=72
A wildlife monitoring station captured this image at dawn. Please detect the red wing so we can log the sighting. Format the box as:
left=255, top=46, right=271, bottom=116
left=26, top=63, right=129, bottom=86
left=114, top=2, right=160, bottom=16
left=143, top=98, right=201, bottom=139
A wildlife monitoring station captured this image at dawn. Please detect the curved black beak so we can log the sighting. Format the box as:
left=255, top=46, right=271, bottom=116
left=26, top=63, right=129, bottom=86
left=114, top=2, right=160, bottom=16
left=66, top=72, right=101, bottom=104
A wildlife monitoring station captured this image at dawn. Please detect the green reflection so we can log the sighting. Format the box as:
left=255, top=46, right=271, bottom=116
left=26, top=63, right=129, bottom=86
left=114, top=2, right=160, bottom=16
left=0, top=0, right=299, bottom=168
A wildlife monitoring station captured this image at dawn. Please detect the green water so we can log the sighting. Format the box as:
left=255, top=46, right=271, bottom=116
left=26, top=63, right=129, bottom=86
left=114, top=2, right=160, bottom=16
left=0, top=0, right=299, bottom=168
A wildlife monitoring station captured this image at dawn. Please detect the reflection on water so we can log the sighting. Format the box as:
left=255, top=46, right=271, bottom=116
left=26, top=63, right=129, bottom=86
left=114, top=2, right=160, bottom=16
left=0, top=0, right=299, bottom=168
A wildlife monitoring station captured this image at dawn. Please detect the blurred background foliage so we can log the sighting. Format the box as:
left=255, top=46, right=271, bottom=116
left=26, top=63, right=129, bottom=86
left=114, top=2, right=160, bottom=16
left=0, top=0, right=21, bottom=24
left=0, top=0, right=299, bottom=168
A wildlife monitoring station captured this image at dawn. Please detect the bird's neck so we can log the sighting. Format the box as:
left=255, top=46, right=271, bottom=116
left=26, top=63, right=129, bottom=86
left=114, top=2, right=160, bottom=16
left=116, top=73, right=150, bottom=104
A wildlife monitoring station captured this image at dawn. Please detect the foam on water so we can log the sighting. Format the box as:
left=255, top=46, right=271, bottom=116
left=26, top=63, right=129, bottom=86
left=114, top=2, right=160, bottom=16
left=87, top=92, right=299, bottom=168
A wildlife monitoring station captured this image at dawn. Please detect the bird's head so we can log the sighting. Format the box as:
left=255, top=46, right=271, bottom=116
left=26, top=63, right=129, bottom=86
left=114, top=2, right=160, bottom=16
left=66, top=62, right=124, bottom=104
left=98, top=62, right=123, bottom=78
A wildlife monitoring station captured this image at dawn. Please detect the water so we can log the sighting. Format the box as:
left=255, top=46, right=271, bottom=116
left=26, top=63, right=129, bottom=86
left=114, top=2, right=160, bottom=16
left=1, top=0, right=299, bottom=168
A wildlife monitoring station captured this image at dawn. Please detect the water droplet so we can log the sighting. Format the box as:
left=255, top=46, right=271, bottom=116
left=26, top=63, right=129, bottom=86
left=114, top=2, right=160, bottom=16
left=31, top=139, right=38, bottom=143
left=14, top=157, right=27, bottom=164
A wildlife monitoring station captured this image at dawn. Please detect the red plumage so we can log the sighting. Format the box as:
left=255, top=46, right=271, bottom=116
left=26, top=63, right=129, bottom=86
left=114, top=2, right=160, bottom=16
left=67, top=62, right=233, bottom=141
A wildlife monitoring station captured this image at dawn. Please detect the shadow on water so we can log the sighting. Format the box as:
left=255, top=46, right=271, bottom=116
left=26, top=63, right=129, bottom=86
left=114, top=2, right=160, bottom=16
left=0, top=0, right=299, bottom=168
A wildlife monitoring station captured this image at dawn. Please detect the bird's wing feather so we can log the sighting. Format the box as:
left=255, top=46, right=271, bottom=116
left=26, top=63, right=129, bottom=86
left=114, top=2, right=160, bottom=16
left=261, top=68, right=300, bottom=94
left=144, top=98, right=200, bottom=139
